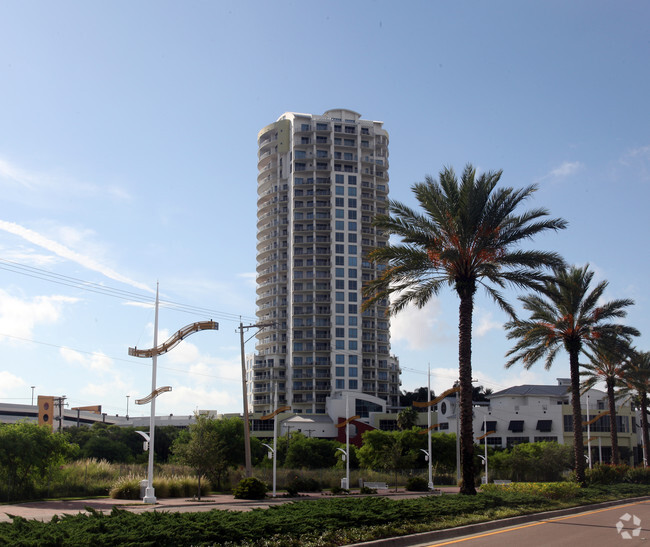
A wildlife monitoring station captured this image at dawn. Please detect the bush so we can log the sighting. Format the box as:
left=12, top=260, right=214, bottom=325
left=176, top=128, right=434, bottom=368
left=330, top=485, right=349, bottom=495
left=287, top=475, right=321, bottom=494
left=406, top=476, right=429, bottom=492
left=481, top=481, right=581, bottom=500
left=625, top=467, right=650, bottom=485
left=359, top=485, right=377, bottom=494
left=233, top=477, right=267, bottom=500
left=585, top=463, right=629, bottom=485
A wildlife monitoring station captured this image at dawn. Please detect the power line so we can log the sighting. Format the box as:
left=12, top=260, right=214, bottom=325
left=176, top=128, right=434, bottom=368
left=0, top=332, right=241, bottom=384
left=0, top=257, right=256, bottom=323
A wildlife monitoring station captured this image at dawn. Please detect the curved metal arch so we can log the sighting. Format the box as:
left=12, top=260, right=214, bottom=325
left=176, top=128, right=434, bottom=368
left=129, top=320, right=219, bottom=358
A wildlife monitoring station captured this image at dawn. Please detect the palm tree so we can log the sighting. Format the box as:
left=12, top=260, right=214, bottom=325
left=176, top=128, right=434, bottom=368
left=580, top=336, right=633, bottom=465
left=363, top=164, right=567, bottom=494
left=505, top=265, right=639, bottom=484
left=621, top=350, right=650, bottom=466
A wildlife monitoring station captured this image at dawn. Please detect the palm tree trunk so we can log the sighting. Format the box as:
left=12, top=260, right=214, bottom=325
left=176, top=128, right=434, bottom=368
left=569, top=346, right=586, bottom=485
left=641, top=392, right=650, bottom=467
left=458, top=286, right=476, bottom=495
left=606, top=377, right=620, bottom=465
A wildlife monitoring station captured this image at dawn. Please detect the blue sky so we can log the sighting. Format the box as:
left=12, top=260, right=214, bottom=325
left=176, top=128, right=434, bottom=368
left=0, top=1, right=648, bottom=417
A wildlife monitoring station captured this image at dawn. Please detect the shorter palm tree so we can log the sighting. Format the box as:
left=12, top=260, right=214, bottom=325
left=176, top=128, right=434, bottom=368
left=580, top=336, right=633, bottom=465
left=505, top=265, right=639, bottom=485
left=621, top=350, right=650, bottom=466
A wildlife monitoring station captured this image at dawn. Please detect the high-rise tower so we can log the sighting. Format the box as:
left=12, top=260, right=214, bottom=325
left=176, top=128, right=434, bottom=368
left=252, top=109, right=400, bottom=418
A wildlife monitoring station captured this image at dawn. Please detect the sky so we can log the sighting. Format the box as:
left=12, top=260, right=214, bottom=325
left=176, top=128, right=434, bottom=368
left=0, top=1, right=648, bottom=418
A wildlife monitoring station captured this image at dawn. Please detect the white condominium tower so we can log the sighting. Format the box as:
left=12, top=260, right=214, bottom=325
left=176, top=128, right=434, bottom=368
left=252, top=109, right=400, bottom=417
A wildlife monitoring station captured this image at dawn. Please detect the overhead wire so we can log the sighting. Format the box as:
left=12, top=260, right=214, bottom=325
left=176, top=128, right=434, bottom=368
left=0, top=257, right=257, bottom=323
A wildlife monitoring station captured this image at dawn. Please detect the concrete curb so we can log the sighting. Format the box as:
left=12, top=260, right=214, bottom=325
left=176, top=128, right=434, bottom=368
left=346, top=496, right=650, bottom=546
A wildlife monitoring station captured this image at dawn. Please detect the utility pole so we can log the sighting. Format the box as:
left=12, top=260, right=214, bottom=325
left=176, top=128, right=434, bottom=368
left=238, top=320, right=274, bottom=478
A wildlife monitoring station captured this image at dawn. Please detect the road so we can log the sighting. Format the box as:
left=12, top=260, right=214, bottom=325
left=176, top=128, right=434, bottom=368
left=420, top=499, right=650, bottom=546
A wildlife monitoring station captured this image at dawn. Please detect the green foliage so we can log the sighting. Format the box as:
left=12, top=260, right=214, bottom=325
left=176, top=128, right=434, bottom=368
left=489, top=442, right=573, bottom=482
left=284, top=433, right=340, bottom=469
left=584, top=463, right=630, bottom=485
left=172, top=414, right=250, bottom=495
left=330, top=485, right=348, bottom=495
left=406, top=476, right=429, bottom=491
left=480, top=481, right=581, bottom=500
left=624, top=466, right=650, bottom=484
left=233, top=477, right=268, bottom=499
left=0, top=422, right=74, bottom=501
left=397, top=407, right=418, bottom=430
left=5, top=486, right=646, bottom=546
left=359, top=485, right=377, bottom=494
left=109, top=474, right=210, bottom=499
left=287, top=475, right=321, bottom=493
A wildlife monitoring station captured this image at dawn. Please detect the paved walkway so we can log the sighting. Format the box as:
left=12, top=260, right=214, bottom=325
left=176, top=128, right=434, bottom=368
left=0, top=487, right=461, bottom=523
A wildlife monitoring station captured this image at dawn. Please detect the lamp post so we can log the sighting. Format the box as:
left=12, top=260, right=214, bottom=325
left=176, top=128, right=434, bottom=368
left=126, top=395, right=130, bottom=420
left=31, top=386, right=35, bottom=406
left=335, top=395, right=360, bottom=490
left=129, top=283, right=219, bottom=504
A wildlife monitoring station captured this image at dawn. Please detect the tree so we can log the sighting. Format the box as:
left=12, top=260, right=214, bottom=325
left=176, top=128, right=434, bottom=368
left=397, top=406, right=419, bottom=430
left=400, top=387, right=431, bottom=411
left=621, top=350, right=650, bottom=466
left=0, top=423, right=73, bottom=500
left=363, top=164, right=566, bottom=494
left=172, top=413, right=224, bottom=499
left=284, top=433, right=339, bottom=469
left=505, top=265, right=639, bottom=484
left=580, top=335, right=633, bottom=465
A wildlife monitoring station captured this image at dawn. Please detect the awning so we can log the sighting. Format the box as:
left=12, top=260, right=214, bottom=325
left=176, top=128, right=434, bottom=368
left=481, top=420, right=497, bottom=432
left=536, top=419, right=553, bottom=432
left=508, top=420, right=524, bottom=432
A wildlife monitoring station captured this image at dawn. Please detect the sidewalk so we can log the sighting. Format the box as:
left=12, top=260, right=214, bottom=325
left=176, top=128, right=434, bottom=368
left=0, top=487, right=461, bottom=523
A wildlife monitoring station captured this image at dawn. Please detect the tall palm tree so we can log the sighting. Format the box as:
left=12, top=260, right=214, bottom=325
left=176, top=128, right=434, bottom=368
left=621, top=350, right=650, bottom=466
left=363, top=164, right=567, bottom=494
left=505, top=265, right=639, bottom=484
left=580, top=336, right=633, bottom=465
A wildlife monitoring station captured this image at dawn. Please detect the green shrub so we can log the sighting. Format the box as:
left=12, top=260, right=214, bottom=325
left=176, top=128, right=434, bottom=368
left=625, top=467, right=650, bottom=484
left=481, top=481, right=581, bottom=500
left=233, top=477, right=267, bottom=500
left=330, top=485, right=348, bottom=495
left=406, top=476, right=429, bottom=491
left=287, top=475, right=321, bottom=493
left=359, top=485, right=377, bottom=494
left=585, top=463, right=629, bottom=485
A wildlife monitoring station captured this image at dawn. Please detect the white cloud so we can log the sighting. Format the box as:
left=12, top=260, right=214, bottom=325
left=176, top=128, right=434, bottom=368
left=0, top=156, right=133, bottom=202
left=156, top=384, right=241, bottom=415
left=0, top=157, right=38, bottom=189
left=59, top=347, right=115, bottom=373
left=549, top=161, right=582, bottom=178
left=0, top=220, right=152, bottom=292
left=390, top=300, right=453, bottom=350
left=0, top=371, right=26, bottom=395
left=0, top=289, right=78, bottom=341
left=619, top=145, right=650, bottom=181
left=474, top=311, right=503, bottom=337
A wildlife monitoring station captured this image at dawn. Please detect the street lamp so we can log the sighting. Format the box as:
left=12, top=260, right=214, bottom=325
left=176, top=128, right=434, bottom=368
left=259, top=384, right=289, bottom=498
left=126, top=395, right=130, bottom=420
left=476, top=416, right=496, bottom=484
left=31, top=386, right=36, bottom=406
left=129, top=284, right=219, bottom=504
left=335, top=395, right=359, bottom=490
left=416, top=383, right=460, bottom=490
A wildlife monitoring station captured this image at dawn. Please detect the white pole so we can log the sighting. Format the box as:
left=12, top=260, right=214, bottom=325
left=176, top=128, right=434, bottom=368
left=484, top=415, right=488, bottom=484
left=427, top=364, right=433, bottom=490
left=345, top=395, right=350, bottom=490
left=455, top=406, right=460, bottom=484
left=143, top=283, right=159, bottom=504
left=272, top=383, right=278, bottom=498
left=598, top=435, right=602, bottom=464
left=587, top=394, right=592, bottom=469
